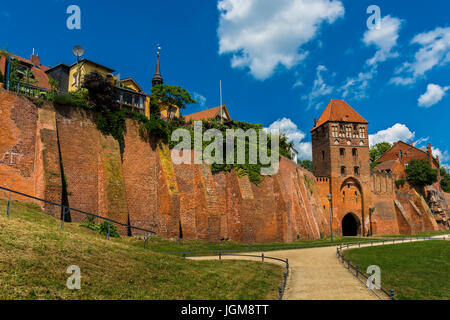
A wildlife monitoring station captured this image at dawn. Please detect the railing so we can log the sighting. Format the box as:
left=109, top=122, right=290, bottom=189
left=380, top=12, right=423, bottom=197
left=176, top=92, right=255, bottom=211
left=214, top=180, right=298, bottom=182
left=8, top=80, right=53, bottom=98
left=167, top=238, right=405, bottom=257
left=0, top=186, right=156, bottom=248
left=336, top=236, right=449, bottom=300
left=182, top=250, right=290, bottom=300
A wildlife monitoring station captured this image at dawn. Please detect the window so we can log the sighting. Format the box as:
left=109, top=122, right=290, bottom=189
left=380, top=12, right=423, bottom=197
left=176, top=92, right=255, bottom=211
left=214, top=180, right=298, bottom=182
left=322, top=151, right=325, bottom=160
left=399, top=150, right=403, bottom=158
left=352, top=148, right=357, bottom=157
left=341, top=166, right=346, bottom=176
left=332, top=125, right=338, bottom=137
left=354, top=166, right=360, bottom=176
left=355, top=192, right=358, bottom=203
left=346, top=126, right=352, bottom=138
left=359, top=126, right=365, bottom=138
left=339, top=125, right=344, bottom=135
left=73, top=74, right=77, bottom=85
left=340, top=148, right=345, bottom=157
left=343, top=191, right=346, bottom=202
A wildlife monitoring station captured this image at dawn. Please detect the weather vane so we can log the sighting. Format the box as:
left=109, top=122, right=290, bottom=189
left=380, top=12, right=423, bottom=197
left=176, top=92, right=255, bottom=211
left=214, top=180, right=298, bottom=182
left=157, top=44, right=162, bottom=56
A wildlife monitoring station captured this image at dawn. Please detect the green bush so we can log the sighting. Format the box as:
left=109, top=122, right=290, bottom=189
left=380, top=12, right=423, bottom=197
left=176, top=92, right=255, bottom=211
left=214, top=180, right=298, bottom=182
left=139, top=118, right=170, bottom=142
left=406, top=159, right=438, bottom=188
left=80, top=216, right=120, bottom=238
left=395, top=179, right=406, bottom=188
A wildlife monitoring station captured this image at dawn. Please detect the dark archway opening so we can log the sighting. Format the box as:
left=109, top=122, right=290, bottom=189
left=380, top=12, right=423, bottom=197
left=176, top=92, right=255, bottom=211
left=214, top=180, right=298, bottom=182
left=342, top=213, right=359, bottom=236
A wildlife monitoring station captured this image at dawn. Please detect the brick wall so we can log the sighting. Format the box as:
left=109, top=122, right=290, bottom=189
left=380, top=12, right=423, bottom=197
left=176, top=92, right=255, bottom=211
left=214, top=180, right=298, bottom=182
left=0, top=90, right=447, bottom=242
left=0, top=89, right=38, bottom=200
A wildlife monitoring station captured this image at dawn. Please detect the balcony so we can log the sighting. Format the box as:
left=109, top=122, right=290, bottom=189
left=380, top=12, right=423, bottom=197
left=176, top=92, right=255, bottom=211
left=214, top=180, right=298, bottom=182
left=115, top=87, right=146, bottom=114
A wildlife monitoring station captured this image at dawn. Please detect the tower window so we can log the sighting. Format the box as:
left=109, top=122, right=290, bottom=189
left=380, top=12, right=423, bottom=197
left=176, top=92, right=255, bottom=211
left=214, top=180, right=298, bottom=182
left=341, top=166, right=346, bottom=176
left=340, top=148, right=345, bottom=157
left=352, top=148, right=357, bottom=157
left=354, top=166, right=360, bottom=176
left=346, top=126, right=352, bottom=138
left=359, top=126, right=365, bottom=138
left=322, top=151, right=325, bottom=160
left=355, top=191, right=358, bottom=203
left=332, top=125, right=338, bottom=137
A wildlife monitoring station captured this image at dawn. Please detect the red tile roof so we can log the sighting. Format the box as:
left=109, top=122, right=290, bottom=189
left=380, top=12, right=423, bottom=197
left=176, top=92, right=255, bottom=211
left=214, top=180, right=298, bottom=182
left=373, top=159, right=400, bottom=172
left=312, top=100, right=368, bottom=131
left=12, top=54, right=51, bottom=89
left=184, top=105, right=230, bottom=122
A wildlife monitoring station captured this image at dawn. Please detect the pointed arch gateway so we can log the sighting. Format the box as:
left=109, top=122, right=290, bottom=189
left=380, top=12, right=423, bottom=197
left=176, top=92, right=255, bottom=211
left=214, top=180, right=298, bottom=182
left=342, top=213, right=361, bottom=236
left=340, top=177, right=364, bottom=236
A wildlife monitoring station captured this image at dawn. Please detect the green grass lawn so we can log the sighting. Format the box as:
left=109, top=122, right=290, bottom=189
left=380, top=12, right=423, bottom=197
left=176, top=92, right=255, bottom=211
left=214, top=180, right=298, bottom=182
left=0, top=199, right=284, bottom=300
left=344, top=241, right=450, bottom=300
left=143, top=236, right=373, bottom=255
left=380, top=230, right=450, bottom=238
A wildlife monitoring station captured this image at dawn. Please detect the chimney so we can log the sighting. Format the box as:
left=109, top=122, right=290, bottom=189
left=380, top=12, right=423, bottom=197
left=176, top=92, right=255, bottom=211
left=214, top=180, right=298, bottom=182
left=30, top=50, right=40, bottom=66
left=428, top=143, right=433, bottom=165
left=314, top=118, right=318, bottom=127
left=410, top=140, right=414, bottom=147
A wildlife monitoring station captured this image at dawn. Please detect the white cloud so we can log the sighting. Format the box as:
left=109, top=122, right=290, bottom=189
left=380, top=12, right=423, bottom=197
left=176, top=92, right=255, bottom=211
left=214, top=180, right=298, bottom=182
left=302, top=65, right=334, bottom=109
left=418, top=84, right=449, bottom=108
left=391, top=27, right=450, bottom=85
left=414, top=136, right=429, bottom=147
left=217, top=0, right=345, bottom=80
left=432, top=147, right=449, bottom=164
left=339, top=16, right=402, bottom=101
left=192, top=92, right=207, bottom=107
left=363, top=16, right=402, bottom=66
left=265, top=118, right=312, bottom=160
left=340, top=66, right=376, bottom=101
left=369, top=123, right=415, bottom=147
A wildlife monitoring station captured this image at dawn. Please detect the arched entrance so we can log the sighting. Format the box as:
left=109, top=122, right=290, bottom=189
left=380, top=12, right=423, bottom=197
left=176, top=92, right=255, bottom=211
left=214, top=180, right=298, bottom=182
left=342, top=213, right=360, bottom=236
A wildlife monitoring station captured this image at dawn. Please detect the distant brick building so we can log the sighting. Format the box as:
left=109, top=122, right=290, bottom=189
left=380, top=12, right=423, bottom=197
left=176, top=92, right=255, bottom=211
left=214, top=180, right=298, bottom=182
left=377, top=140, right=441, bottom=181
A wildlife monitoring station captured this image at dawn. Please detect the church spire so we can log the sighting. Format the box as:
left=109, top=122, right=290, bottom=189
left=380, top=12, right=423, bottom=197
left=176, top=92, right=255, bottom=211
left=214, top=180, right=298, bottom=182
left=152, top=45, right=163, bottom=87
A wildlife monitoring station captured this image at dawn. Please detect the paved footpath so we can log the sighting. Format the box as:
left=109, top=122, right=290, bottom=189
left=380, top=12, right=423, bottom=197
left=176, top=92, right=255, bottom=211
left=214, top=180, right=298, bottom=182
left=191, top=235, right=449, bottom=300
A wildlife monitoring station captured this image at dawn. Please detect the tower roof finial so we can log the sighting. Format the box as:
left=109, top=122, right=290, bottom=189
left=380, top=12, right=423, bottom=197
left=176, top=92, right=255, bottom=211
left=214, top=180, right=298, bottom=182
left=152, top=44, right=163, bottom=87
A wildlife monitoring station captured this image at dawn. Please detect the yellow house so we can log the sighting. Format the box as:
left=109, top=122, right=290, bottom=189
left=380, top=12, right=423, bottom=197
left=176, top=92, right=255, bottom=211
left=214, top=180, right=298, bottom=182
left=68, top=59, right=115, bottom=92
left=64, top=54, right=179, bottom=120
left=68, top=60, right=150, bottom=116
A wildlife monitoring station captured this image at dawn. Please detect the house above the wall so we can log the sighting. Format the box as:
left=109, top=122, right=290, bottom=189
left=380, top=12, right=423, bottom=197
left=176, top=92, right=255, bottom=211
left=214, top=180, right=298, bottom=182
left=184, top=105, right=231, bottom=122
left=0, top=50, right=51, bottom=89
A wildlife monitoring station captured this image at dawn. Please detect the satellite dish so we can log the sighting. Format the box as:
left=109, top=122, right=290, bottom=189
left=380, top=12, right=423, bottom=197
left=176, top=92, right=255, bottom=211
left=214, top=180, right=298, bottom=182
left=72, top=45, right=85, bottom=58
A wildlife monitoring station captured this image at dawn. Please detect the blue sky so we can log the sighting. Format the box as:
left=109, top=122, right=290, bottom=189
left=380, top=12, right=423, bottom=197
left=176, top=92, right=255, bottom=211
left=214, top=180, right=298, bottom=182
left=1, top=0, right=449, bottom=165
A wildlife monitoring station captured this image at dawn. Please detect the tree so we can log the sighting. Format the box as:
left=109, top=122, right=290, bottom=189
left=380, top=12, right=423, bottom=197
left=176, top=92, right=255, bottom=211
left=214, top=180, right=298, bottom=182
left=370, top=142, right=392, bottom=162
left=440, top=168, right=450, bottom=193
left=298, top=160, right=313, bottom=173
left=82, top=71, right=119, bottom=113
left=150, top=84, right=196, bottom=120
left=405, top=159, right=438, bottom=188
left=48, top=76, right=59, bottom=92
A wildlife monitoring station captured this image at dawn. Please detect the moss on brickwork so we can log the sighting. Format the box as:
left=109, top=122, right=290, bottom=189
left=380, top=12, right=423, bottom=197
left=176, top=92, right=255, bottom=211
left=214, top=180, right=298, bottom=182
left=303, top=174, right=316, bottom=196
left=157, top=142, right=178, bottom=194
left=101, top=135, right=128, bottom=221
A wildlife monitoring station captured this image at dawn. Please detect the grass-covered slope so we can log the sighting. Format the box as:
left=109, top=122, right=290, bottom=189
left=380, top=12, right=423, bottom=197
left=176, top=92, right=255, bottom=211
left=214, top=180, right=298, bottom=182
left=344, top=241, right=450, bottom=300
left=0, top=199, right=283, bottom=300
